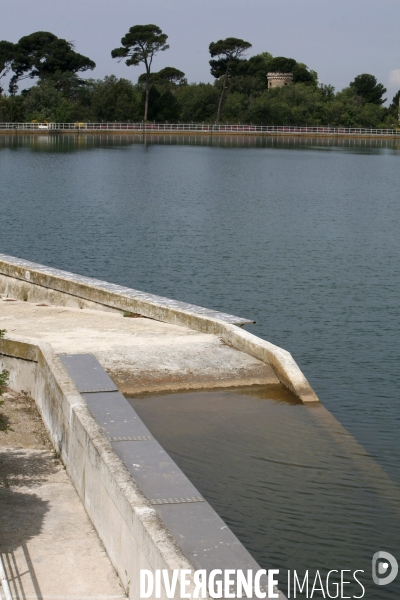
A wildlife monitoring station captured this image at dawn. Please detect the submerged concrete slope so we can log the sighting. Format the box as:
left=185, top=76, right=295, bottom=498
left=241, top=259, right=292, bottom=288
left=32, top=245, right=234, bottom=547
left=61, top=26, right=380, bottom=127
left=0, top=253, right=318, bottom=402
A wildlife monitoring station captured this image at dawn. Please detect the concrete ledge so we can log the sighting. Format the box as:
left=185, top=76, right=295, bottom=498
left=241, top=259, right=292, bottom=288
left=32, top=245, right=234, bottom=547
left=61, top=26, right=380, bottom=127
left=220, top=325, right=319, bottom=403
left=0, top=253, right=253, bottom=325
left=0, top=337, right=38, bottom=362
left=0, top=253, right=318, bottom=403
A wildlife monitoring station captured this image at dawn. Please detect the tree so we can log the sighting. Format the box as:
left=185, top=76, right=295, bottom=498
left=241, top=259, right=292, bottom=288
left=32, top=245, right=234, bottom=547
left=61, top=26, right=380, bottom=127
left=349, top=74, right=386, bottom=105
left=146, top=86, right=181, bottom=121
left=209, top=37, right=252, bottom=122
left=267, top=56, right=317, bottom=85
left=22, top=78, right=76, bottom=122
left=88, top=76, right=142, bottom=122
left=9, top=32, right=95, bottom=92
left=176, top=83, right=219, bottom=122
left=0, top=41, right=15, bottom=94
left=225, top=53, right=272, bottom=96
left=111, top=24, right=169, bottom=121
left=389, top=90, right=400, bottom=111
left=138, top=66, right=186, bottom=87
left=267, top=56, right=297, bottom=74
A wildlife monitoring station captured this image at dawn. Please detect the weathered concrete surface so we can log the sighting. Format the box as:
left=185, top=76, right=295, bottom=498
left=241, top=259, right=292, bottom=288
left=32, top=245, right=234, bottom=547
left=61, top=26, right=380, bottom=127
left=0, top=389, right=125, bottom=600
left=0, top=299, right=280, bottom=395
left=0, top=253, right=318, bottom=402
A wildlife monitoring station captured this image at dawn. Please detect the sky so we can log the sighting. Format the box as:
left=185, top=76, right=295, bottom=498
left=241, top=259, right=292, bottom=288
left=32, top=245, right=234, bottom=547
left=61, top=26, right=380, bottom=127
left=3, top=0, right=400, bottom=103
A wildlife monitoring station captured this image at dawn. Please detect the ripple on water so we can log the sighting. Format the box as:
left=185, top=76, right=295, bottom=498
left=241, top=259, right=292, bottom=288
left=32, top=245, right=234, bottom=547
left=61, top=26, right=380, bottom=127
left=129, top=388, right=400, bottom=599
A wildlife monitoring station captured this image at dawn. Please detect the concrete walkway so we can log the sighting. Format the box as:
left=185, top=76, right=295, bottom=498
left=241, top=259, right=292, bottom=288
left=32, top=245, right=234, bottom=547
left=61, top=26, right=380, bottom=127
left=0, top=389, right=125, bottom=600
left=0, top=298, right=279, bottom=396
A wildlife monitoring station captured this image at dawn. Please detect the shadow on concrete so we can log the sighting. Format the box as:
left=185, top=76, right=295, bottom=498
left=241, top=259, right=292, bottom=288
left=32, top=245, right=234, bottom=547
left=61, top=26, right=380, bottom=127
left=0, top=486, right=49, bottom=551
left=0, top=448, right=58, bottom=489
left=0, top=410, right=11, bottom=432
left=0, top=450, right=53, bottom=550
left=0, top=450, right=53, bottom=599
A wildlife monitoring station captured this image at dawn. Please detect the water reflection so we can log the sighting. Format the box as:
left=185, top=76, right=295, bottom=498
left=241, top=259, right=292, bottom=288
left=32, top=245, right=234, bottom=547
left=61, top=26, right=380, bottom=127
left=1, top=132, right=400, bottom=154
left=129, top=389, right=400, bottom=599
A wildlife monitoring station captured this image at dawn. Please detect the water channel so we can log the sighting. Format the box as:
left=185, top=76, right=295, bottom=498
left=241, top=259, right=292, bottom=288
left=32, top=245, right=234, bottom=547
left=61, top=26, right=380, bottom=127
left=1, top=134, right=399, bottom=597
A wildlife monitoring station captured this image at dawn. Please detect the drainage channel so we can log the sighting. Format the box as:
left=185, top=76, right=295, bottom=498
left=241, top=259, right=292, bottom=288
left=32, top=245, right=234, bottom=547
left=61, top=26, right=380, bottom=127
left=60, top=354, right=285, bottom=600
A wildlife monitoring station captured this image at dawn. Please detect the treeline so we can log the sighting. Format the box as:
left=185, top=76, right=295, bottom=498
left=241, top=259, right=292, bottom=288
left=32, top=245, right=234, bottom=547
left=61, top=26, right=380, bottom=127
left=0, top=27, right=399, bottom=127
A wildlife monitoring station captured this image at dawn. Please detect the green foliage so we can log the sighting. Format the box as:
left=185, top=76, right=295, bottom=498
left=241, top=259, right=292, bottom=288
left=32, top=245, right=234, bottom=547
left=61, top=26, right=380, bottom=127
left=0, top=93, right=25, bottom=121
left=10, top=31, right=95, bottom=92
left=111, top=25, right=169, bottom=68
left=349, top=74, right=387, bottom=105
left=0, top=30, right=395, bottom=128
left=0, top=369, right=9, bottom=396
left=209, top=37, right=252, bottom=122
left=227, top=56, right=270, bottom=96
left=247, top=83, right=390, bottom=127
left=389, top=90, right=400, bottom=111
left=22, top=78, right=75, bottom=122
left=112, top=24, right=169, bottom=120
left=146, top=86, right=181, bottom=121
left=267, top=56, right=317, bottom=85
left=138, top=67, right=186, bottom=86
left=137, top=67, right=186, bottom=121
left=220, top=92, right=249, bottom=123
left=85, top=76, right=142, bottom=122
left=176, top=84, right=219, bottom=122
left=209, top=37, right=252, bottom=76
left=0, top=330, right=8, bottom=397
left=0, top=40, right=16, bottom=93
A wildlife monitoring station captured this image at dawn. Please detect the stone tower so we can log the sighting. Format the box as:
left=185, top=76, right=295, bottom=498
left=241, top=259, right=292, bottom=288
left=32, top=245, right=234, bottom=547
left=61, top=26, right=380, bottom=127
left=267, top=72, right=294, bottom=89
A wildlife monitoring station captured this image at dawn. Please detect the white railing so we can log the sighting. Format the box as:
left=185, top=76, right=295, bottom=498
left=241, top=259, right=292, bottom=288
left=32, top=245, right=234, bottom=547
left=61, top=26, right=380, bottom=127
left=0, top=122, right=400, bottom=136
left=0, top=554, right=13, bottom=600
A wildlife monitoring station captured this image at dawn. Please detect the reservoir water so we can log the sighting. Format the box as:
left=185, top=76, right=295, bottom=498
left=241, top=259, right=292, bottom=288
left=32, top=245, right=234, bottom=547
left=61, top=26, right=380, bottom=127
left=130, top=388, right=400, bottom=599
left=1, top=134, right=399, bottom=596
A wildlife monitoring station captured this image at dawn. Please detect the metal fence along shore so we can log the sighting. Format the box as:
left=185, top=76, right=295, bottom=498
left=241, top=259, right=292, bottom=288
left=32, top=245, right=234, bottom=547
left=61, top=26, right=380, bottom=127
left=1, top=122, right=400, bottom=136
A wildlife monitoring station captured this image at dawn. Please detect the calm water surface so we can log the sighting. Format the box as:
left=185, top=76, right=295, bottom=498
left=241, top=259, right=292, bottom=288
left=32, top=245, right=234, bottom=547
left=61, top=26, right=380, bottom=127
left=1, top=134, right=399, bottom=595
left=130, top=388, right=400, bottom=599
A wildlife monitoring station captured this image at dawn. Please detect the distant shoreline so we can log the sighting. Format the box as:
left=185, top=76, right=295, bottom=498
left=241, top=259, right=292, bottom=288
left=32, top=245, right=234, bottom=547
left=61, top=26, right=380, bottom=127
left=1, top=128, right=400, bottom=140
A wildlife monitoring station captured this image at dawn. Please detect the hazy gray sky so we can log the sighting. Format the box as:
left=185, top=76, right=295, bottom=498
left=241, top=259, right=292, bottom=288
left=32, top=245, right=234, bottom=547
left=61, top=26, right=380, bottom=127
left=3, top=0, right=400, bottom=102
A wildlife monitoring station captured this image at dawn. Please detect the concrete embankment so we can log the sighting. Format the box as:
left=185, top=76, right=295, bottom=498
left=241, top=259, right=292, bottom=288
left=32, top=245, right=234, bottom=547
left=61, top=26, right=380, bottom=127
left=0, top=253, right=315, bottom=599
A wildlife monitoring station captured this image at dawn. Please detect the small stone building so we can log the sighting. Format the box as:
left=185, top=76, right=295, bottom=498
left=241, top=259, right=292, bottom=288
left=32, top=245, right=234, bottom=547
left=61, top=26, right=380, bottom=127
left=267, top=72, right=294, bottom=89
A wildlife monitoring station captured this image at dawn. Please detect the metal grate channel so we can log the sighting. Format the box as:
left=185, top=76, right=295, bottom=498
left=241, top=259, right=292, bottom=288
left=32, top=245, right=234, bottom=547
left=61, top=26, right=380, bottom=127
left=108, top=436, right=152, bottom=442
left=80, top=391, right=153, bottom=439
left=59, top=354, right=118, bottom=393
left=150, top=497, right=205, bottom=505
left=110, top=438, right=202, bottom=501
